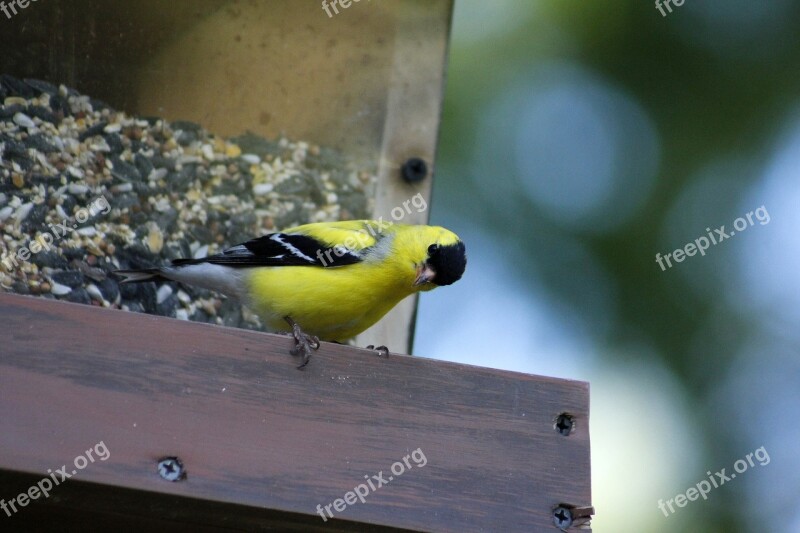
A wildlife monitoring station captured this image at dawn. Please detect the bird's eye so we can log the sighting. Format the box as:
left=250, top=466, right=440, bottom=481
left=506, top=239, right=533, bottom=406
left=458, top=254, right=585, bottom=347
left=428, top=244, right=439, bottom=254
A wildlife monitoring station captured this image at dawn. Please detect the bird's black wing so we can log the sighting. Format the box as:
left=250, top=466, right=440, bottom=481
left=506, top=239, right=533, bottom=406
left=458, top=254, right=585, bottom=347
left=171, top=233, right=362, bottom=268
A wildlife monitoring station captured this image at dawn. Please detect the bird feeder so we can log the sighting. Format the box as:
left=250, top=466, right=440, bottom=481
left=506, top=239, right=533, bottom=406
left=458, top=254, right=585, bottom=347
left=0, top=1, right=593, bottom=530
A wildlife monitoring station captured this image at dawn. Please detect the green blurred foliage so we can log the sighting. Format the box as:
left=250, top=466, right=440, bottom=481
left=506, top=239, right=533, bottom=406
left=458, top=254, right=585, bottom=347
left=432, top=1, right=800, bottom=531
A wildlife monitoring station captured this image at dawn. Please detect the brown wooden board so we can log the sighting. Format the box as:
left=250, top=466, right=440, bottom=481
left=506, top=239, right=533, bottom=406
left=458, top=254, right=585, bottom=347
left=0, top=293, right=592, bottom=531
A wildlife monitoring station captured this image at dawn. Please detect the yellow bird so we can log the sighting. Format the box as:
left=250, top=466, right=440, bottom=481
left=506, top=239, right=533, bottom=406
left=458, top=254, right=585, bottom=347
left=115, top=220, right=466, bottom=367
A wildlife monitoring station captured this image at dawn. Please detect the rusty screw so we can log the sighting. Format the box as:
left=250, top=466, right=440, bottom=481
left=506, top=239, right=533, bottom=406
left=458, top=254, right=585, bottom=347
left=553, top=505, right=573, bottom=530
left=157, top=456, right=185, bottom=482
left=555, top=413, right=574, bottom=436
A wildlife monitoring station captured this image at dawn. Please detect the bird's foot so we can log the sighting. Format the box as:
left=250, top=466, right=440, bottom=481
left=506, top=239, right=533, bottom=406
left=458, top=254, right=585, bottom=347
left=285, top=317, right=320, bottom=369
left=366, top=345, right=390, bottom=358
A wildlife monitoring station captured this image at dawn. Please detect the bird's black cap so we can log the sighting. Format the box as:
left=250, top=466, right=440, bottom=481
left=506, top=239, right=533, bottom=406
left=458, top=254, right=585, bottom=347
left=427, top=241, right=467, bottom=286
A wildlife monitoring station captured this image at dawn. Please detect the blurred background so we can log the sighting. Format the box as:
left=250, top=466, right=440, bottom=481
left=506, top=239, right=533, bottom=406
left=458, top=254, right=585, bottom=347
left=416, top=0, right=800, bottom=531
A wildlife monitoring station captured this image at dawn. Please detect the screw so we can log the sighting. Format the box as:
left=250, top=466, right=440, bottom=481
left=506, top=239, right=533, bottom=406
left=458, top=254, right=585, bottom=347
left=555, top=413, right=574, bottom=436
left=553, top=505, right=573, bottom=530
left=401, top=157, right=428, bottom=183
left=157, top=456, right=185, bottom=482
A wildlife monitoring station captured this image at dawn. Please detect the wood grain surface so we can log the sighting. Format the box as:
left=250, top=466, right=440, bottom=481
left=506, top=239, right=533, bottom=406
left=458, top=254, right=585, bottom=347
left=0, top=293, right=591, bottom=531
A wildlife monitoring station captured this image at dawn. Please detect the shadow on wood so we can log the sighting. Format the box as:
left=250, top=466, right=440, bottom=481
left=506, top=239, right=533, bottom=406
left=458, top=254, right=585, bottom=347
left=0, top=293, right=592, bottom=531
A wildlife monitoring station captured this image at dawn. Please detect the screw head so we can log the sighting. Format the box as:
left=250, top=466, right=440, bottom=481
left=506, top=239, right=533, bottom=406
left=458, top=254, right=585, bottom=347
left=553, top=505, right=573, bottom=530
left=157, top=456, right=185, bottom=482
left=555, top=413, right=574, bottom=436
left=401, top=157, right=428, bottom=183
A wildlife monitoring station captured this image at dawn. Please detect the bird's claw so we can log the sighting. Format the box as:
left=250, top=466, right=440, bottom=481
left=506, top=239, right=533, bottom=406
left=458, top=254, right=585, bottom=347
left=285, top=317, right=320, bottom=369
left=366, top=345, right=390, bottom=358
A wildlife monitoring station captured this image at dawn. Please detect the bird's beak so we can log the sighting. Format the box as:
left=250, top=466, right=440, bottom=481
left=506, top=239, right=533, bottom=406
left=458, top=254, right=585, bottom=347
left=414, top=264, right=436, bottom=286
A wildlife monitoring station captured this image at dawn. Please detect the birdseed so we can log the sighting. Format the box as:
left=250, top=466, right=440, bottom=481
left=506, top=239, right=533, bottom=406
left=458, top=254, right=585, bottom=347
left=0, top=75, right=376, bottom=330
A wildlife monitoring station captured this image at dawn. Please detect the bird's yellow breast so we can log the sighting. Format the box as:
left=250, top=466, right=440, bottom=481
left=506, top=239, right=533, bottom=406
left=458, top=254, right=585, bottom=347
left=244, top=260, right=415, bottom=342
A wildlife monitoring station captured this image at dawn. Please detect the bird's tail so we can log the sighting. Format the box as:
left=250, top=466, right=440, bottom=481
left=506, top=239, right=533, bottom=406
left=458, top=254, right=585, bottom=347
left=114, top=268, right=169, bottom=284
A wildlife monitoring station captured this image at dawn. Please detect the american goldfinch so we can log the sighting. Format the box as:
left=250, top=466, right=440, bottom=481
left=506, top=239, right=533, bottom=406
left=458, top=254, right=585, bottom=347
left=115, top=220, right=466, bottom=367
